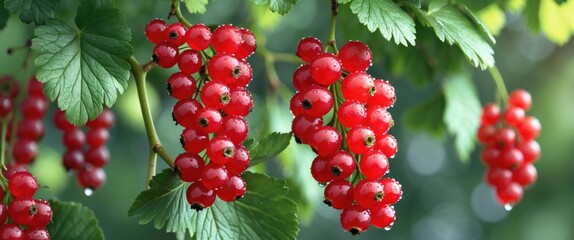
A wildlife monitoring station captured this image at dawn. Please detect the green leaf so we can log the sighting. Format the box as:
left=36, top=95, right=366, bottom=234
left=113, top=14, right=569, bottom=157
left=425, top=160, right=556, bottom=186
left=539, top=0, right=574, bottom=45
left=250, top=0, right=298, bottom=15
left=31, top=0, right=133, bottom=125
left=129, top=169, right=299, bottom=240
left=403, top=92, right=446, bottom=138
left=407, top=2, right=494, bottom=69
left=247, top=132, right=293, bottom=166
left=349, top=0, right=416, bottom=46
left=47, top=200, right=105, bottom=240
left=184, top=0, right=209, bottom=14
left=4, top=0, right=57, bottom=25
left=459, top=5, right=496, bottom=44
left=442, top=72, right=481, bottom=162
left=0, top=1, right=9, bottom=30
left=477, top=3, right=506, bottom=36
left=338, top=0, right=353, bottom=4
left=524, top=0, right=541, bottom=31
left=455, top=0, right=491, bottom=10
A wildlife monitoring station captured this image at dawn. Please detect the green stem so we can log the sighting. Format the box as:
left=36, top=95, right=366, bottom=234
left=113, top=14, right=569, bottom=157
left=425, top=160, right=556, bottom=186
left=128, top=56, right=174, bottom=187
left=325, top=0, right=339, bottom=54
left=0, top=119, right=9, bottom=179
left=170, top=0, right=192, bottom=27
left=488, top=66, right=509, bottom=103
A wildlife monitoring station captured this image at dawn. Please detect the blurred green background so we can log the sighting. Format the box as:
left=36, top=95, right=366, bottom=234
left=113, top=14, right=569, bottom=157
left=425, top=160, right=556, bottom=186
left=1, top=0, right=573, bottom=239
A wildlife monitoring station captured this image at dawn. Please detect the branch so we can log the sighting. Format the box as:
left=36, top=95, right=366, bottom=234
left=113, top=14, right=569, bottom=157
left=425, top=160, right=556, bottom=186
left=169, top=0, right=192, bottom=27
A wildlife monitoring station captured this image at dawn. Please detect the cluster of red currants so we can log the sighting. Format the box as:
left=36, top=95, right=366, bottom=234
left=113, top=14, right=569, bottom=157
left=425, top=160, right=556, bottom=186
left=477, top=89, right=541, bottom=208
left=145, top=19, right=256, bottom=210
left=0, top=76, right=47, bottom=176
left=53, top=109, right=114, bottom=195
left=290, top=38, right=402, bottom=235
left=0, top=172, right=52, bottom=240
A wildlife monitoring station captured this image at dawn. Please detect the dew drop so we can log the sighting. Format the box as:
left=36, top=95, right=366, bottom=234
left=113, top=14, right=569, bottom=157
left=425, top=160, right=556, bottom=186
left=318, top=182, right=327, bottom=188
left=84, top=188, right=94, bottom=196
left=504, top=203, right=513, bottom=211
left=384, top=226, right=392, bottom=231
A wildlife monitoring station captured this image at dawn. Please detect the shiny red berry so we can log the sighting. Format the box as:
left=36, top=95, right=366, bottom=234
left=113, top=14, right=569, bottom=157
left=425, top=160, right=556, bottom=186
left=0, top=224, right=23, bottom=240
left=341, top=72, right=375, bottom=103
left=292, top=64, right=315, bottom=92
left=299, top=85, right=333, bottom=118
left=206, top=136, right=235, bottom=165
left=338, top=41, right=372, bottom=72
left=360, top=151, right=389, bottom=180
left=12, top=139, right=39, bottom=164
left=0, top=96, right=13, bottom=117
left=370, top=204, right=395, bottom=229
left=165, top=22, right=187, bottom=47
left=63, top=128, right=85, bottom=150
left=180, top=128, right=209, bottom=153
left=177, top=50, right=202, bottom=74
left=145, top=19, right=168, bottom=44
left=208, top=54, right=241, bottom=85
left=500, top=148, right=524, bottom=170
left=380, top=178, right=402, bottom=204
left=53, top=110, right=75, bottom=131
left=503, top=106, right=525, bottom=126
left=347, top=126, right=376, bottom=155
left=229, top=60, right=253, bottom=88
left=212, top=25, right=242, bottom=54
left=508, top=89, right=531, bottom=110
left=485, top=167, right=513, bottom=188
left=62, top=150, right=85, bottom=171
left=17, top=118, right=44, bottom=140
left=195, top=108, right=223, bottom=133
left=512, top=163, right=537, bottom=186
left=21, top=97, right=48, bottom=119
left=175, top=152, right=205, bottom=182
left=481, top=103, right=500, bottom=125
left=225, top=146, right=250, bottom=176
left=200, top=164, right=229, bottom=190
left=77, top=167, right=106, bottom=192
left=200, top=81, right=230, bottom=109
left=235, top=28, right=256, bottom=59
left=217, top=175, right=246, bottom=202
left=368, top=79, right=395, bottom=108
left=85, top=146, right=110, bottom=167
left=291, top=114, right=322, bottom=144
left=297, top=37, right=323, bottom=63
left=517, top=117, right=541, bottom=141
left=218, top=116, right=248, bottom=145
left=309, top=126, right=342, bottom=157
left=224, top=88, right=253, bottom=117
left=340, top=205, right=371, bottom=235
left=518, top=140, right=541, bottom=163
left=337, top=101, right=366, bottom=128
left=496, top=182, right=523, bottom=206
left=29, top=200, right=52, bottom=228
left=185, top=23, right=212, bottom=51
left=8, top=199, right=35, bottom=225
left=310, top=54, right=342, bottom=86
left=152, top=42, right=179, bottom=68
left=172, top=99, right=202, bottom=128
left=366, top=106, right=392, bottom=134
left=311, top=156, right=333, bottom=184
left=86, top=127, right=109, bottom=148
left=324, top=179, right=354, bottom=210
left=354, top=179, right=384, bottom=209
left=186, top=181, right=215, bottom=211
left=327, top=151, right=356, bottom=180
left=87, top=109, right=115, bottom=129
left=8, top=171, right=38, bottom=199
left=23, top=228, right=50, bottom=240
left=375, top=134, right=398, bottom=159
left=167, top=72, right=197, bottom=100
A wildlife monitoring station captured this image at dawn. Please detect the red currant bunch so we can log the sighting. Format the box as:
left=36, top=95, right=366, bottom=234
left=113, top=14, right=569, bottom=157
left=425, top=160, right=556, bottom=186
left=53, top=108, right=114, bottom=195
left=291, top=38, right=401, bottom=235
left=0, top=171, right=53, bottom=240
left=477, top=89, right=541, bottom=209
left=145, top=19, right=256, bottom=210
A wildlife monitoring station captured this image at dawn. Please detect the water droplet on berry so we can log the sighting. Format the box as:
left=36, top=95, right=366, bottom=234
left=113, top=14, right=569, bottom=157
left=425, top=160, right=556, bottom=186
left=384, top=226, right=392, bottom=231
left=504, top=203, right=513, bottom=211
left=84, top=188, right=94, bottom=196
left=318, top=182, right=327, bottom=188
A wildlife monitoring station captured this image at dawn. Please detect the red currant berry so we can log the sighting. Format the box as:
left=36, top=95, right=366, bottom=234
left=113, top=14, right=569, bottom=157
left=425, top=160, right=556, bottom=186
left=338, top=41, right=372, bottom=72
left=27, top=76, right=45, bottom=99
left=500, top=148, right=524, bottom=169
left=145, top=19, right=168, bottom=44
left=167, top=72, right=197, bottom=100
left=200, top=81, right=231, bottom=109
left=347, top=126, right=376, bottom=155
left=324, top=179, right=354, bottom=210
left=340, top=205, right=371, bottom=236
left=8, top=199, right=35, bottom=225
left=366, top=106, right=393, bottom=134
left=495, top=127, right=516, bottom=147
left=291, top=114, right=323, bottom=144
left=63, top=128, right=86, bottom=150
left=0, top=224, right=23, bottom=240
left=12, top=139, right=39, bottom=164
left=299, top=85, right=333, bottom=118
left=235, top=28, right=257, bottom=59
left=503, top=106, right=525, bottom=126
left=85, top=146, right=110, bottom=167
left=0, top=204, right=7, bottom=226
left=518, top=140, right=541, bottom=163
left=485, top=167, right=513, bottom=188
left=376, top=133, right=398, bottom=158
left=292, top=64, right=316, bottom=92
left=224, top=88, right=253, bottom=117
left=180, top=128, right=209, bottom=153
left=0, top=96, right=13, bottom=118
left=337, top=101, right=366, bottom=128
left=380, top=178, right=402, bottom=204
left=200, top=164, right=229, bottom=190
left=165, top=22, right=187, bottom=47
left=8, top=171, right=38, bottom=199
left=53, top=110, right=75, bottom=131
left=477, top=124, right=497, bottom=144
left=208, top=54, right=241, bottom=85
left=152, top=42, right=179, bottom=68
left=370, top=203, right=395, bottom=229
left=508, top=89, right=531, bottom=110
left=172, top=99, right=202, bottom=128
left=360, top=151, right=389, bottom=180
left=481, top=103, right=500, bottom=125
left=311, top=156, right=333, bottom=184
left=327, top=151, right=356, bottom=179
left=87, top=109, right=115, bottom=129
left=517, top=116, right=541, bottom=141
left=342, top=72, right=375, bottom=103
left=195, top=108, right=223, bottom=133
left=177, top=50, right=202, bottom=74
left=297, top=37, right=323, bottom=63
left=229, top=60, right=253, bottom=88
left=185, top=23, right=212, bottom=51
left=175, top=152, right=205, bottom=182
left=225, top=146, right=250, bottom=176
left=354, top=179, right=384, bottom=209
left=368, top=79, right=395, bottom=108
left=63, top=150, right=85, bottom=171
left=218, top=116, right=248, bottom=145
left=23, top=228, right=50, bottom=240
left=206, top=136, right=236, bottom=165
left=309, top=126, right=342, bottom=157
left=481, top=146, right=502, bottom=167
left=217, top=175, right=246, bottom=202
left=212, top=25, right=242, bottom=54
left=186, top=181, right=216, bottom=211
left=21, top=97, right=48, bottom=119
left=512, top=163, right=537, bottom=186
left=77, top=167, right=106, bottom=192
left=86, top=127, right=110, bottom=148
left=17, top=118, right=44, bottom=140
left=290, top=91, right=304, bottom=116
left=310, top=54, right=342, bottom=86
left=2, top=164, right=27, bottom=180
left=496, top=182, right=523, bottom=206
left=29, top=200, right=52, bottom=228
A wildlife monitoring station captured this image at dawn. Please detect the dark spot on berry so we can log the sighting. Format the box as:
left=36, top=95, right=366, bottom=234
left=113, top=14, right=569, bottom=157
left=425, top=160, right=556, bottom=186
left=331, top=166, right=342, bottom=177
left=169, top=30, right=178, bottom=39
left=199, top=117, right=209, bottom=128
left=166, top=83, right=173, bottom=95
left=180, top=136, right=185, bottom=147
left=294, top=136, right=302, bottom=144
left=232, top=66, right=241, bottom=79
left=365, top=135, right=375, bottom=147
left=190, top=203, right=205, bottom=211
left=220, top=93, right=231, bottom=105
left=152, top=54, right=160, bottom=63
left=218, top=109, right=228, bottom=117
left=349, top=228, right=362, bottom=236
left=302, top=99, right=312, bottom=110
left=323, top=199, right=332, bottom=207
left=223, top=147, right=235, bottom=158
left=369, top=86, right=377, bottom=96
left=235, top=195, right=244, bottom=200
left=172, top=112, right=179, bottom=125
left=374, top=191, right=384, bottom=201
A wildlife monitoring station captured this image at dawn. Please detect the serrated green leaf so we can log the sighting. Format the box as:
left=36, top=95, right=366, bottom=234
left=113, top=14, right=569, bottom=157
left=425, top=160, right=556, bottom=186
left=350, top=0, right=416, bottom=46
left=442, top=72, right=480, bottom=162
left=129, top=169, right=299, bottom=240
left=338, top=0, right=353, bottom=4
left=459, top=5, right=496, bottom=43
left=403, top=92, right=446, bottom=138
left=477, top=3, right=506, bottom=36
left=184, top=0, right=208, bottom=14
left=250, top=0, right=298, bottom=15
left=0, top=1, right=9, bottom=30
left=408, top=2, right=494, bottom=69
left=31, top=0, right=133, bottom=125
left=4, top=0, right=56, bottom=25
left=47, top=200, right=105, bottom=240
left=455, top=0, right=491, bottom=10
left=247, top=132, right=293, bottom=166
